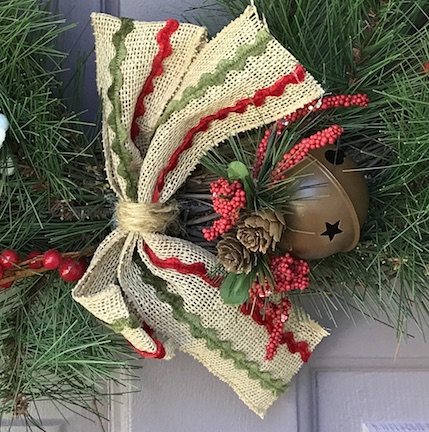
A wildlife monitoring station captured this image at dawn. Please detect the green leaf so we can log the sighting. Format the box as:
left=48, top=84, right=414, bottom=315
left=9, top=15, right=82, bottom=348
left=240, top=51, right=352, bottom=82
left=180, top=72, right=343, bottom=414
left=220, top=272, right=251, bottom=305
left=227, top=160, right=256, bottom=206
left=227, top=161, right=250, bottom=182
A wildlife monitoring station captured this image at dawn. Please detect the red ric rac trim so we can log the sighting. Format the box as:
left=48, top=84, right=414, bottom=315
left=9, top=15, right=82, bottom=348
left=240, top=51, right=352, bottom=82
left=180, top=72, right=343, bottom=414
left=240, top=303, right=312, bottom=362
left=143, top=243, right=220, bottom=287
left=143, top=321, right=155, bottom=337
left=128, top=338, right=166, bottom=359
left=152, top=63, right=307, bottom=202
left=281, top=332, right=312, bottom=362
left=131, top=19, right=180, bottom=141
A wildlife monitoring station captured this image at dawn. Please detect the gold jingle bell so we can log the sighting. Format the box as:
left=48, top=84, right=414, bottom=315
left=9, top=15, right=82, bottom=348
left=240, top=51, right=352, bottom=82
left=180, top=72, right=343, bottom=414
left=278, top=145, right=369, bottom=260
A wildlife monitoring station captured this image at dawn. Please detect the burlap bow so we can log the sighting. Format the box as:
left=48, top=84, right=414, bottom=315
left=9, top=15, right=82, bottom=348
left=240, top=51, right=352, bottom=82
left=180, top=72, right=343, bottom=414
left=72, top=6, right=328, bottom=417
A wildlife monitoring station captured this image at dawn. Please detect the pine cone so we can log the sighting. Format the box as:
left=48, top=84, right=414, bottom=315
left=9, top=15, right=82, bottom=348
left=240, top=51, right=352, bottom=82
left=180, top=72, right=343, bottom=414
left=217, top=232, right=255, bottom=274
left=237, top=211, right=285, bottom=254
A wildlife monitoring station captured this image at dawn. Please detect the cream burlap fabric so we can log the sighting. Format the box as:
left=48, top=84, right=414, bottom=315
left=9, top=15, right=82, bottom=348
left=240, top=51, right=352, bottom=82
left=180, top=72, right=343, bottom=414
left=72, top=6, right=328, bottom=417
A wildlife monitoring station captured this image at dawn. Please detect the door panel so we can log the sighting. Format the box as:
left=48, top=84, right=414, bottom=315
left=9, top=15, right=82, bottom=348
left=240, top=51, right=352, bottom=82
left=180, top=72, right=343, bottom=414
left=315, top=370, right=429, bottom=432
left=2, top=399, right=108, bottom=432
left=131, top=352, right=298, bottom=432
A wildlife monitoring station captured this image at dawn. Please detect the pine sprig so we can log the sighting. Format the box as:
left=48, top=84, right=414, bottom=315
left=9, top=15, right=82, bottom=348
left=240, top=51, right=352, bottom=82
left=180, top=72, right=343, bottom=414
left=0, top=275, right=136, bottom=426
left=0, top=0, right=114, bottom=253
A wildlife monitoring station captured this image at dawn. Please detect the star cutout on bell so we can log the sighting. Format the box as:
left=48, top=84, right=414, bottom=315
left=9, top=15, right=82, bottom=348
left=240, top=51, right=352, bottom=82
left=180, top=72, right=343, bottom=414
left=321, top=220, right=343, bottom=241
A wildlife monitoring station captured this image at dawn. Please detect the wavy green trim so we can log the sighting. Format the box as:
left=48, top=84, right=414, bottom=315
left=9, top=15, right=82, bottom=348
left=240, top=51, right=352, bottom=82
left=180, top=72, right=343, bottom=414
left=158, top=29, right=272, bottom=125
left=107, top=18, right=138, bottom=201
left=108, top=315, right=140, bottom=333
left=153, top=281, right=288, bottom=396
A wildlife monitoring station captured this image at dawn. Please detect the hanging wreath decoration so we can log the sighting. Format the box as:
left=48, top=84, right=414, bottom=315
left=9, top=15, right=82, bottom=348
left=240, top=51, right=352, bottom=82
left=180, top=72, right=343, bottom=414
left=2, top=0, right=429, bottom=424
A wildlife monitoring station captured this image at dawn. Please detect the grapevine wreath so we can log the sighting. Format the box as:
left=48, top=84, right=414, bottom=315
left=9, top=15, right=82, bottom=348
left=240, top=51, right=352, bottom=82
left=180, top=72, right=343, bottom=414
left=1, top=0, right=429, bottom=425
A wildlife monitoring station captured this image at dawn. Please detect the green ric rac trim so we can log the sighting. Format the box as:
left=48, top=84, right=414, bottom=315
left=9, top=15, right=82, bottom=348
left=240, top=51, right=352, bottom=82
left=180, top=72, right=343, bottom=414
left=157, top=29, right=272, bottom=125
left=154, top=281, right=288, bottom=397
left=107, top=18, right=138, bottom=201
left=108, top=315, right=140, bottom=333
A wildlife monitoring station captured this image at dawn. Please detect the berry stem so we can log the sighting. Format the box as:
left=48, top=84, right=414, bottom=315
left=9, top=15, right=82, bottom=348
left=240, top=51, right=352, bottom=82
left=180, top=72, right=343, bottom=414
left=270, top=124, right=344, bottom=182
left=19, top=246, right=96, bottom=267
left=0, top=245, right=96, bottom=285
left=1, top=267, right=53, bottom=284
left=203, top=179, right=247, bottom=241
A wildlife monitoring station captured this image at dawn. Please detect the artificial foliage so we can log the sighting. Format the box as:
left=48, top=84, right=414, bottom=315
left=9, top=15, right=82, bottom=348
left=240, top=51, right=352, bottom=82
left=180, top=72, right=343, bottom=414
left=69, top=0, right=429, bottom=418
left=0, top=1, right=133, bottom=429
left=192, top=0, right=429, bottom=336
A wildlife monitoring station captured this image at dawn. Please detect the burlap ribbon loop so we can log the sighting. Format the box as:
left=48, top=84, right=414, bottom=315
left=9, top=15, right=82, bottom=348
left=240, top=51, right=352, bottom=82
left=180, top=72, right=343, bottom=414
left=72, top=7, right=329, bottom=417
left=116, top=201, right=179, bottom=234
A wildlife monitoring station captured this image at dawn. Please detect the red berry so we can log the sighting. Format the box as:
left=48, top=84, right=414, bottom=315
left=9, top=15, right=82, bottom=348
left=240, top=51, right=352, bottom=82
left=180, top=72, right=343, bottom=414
left=204, top=178, right=247, bottom=241
left=0, top=280, right=13, bottom=289
left=43, top=249, right=63, bottom=269
left=27, top=251, right=43, bottom=269
left=77, top=257, right=88, bottom=273
left=0, top=249, right=20, bottom=269
left=58, top=258, right=85, bottom=282
left=0, top=265, right=4, bottom=279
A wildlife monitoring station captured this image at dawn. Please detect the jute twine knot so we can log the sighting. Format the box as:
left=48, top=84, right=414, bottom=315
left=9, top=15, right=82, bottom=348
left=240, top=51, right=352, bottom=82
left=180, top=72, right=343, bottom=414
left=116, top=201, right=179, bottom=234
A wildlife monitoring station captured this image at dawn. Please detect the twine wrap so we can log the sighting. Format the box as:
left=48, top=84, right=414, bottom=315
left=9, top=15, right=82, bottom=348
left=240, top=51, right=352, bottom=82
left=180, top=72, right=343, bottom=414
left=117, top=201, right=179, bottom=234
left=72, top=7, right=328, bottom=418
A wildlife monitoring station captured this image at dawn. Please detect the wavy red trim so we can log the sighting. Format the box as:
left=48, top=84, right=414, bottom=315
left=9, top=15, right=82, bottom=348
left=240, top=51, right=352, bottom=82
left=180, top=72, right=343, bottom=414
left=131, top=19, right=180, bottom=141
left=281, top=332, right=312, bottom=362
left=240, top=303, right=312, bottom=362
left=152, top=63, right=307, bottom=202
left=143, top=243, right=220, bottom=287
left=128, top=338, right=166, bottom=359
left=144, top=243, right=311, bottom=361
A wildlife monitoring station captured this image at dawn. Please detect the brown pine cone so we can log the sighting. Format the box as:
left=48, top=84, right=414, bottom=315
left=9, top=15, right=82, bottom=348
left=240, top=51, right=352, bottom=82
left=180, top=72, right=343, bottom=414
left=217, top=232, right=255, bottom=274
left=236, top=211, right=286, bottom=254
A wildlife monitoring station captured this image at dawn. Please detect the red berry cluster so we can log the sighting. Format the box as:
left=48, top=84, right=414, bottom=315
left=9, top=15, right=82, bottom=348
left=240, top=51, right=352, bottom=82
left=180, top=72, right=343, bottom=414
left=249, top=277, right=271, bottom=299
left=0, top=248, right=88, bottom=289
left=252, top=128, right=273, bottom=177
left=271, top=124, right=344, bottom=181
left=243, top=288, right=293, bottom=360
left=270, top=253, right=310, bottom=292
left=252, top=94, right=369, bottom=179
left=202, top=178, right=247, bottom=241
left=244, top=253, right=310, bottom=360
left=276, top=93, right=369, bottom=134
left=264, top=297, right=292, bottom=361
